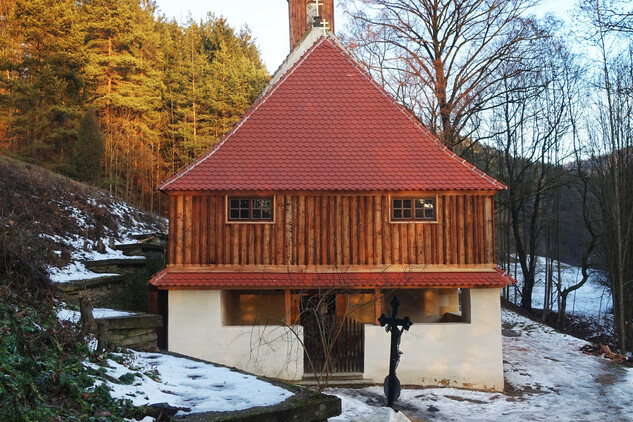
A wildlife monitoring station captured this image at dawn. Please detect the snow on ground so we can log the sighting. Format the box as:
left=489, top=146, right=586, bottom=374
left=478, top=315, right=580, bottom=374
left=328, top=309, right=633, bottom=421
left=507, top=256, right=612, bottom=322
left=86, top=352, right=293, bottom=416
left=44, top=198, right=164, bottom=283
left=57, top=307, right=136, bottom=323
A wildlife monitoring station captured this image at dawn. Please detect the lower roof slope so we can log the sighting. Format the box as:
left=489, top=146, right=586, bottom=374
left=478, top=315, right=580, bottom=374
left=160, top=33, right=504, bottom=192
left=149, top=268, right=514, bottom=289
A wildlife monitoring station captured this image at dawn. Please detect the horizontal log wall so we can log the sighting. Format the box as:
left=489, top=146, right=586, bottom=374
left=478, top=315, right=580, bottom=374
left=169, top=193, right=496, bottom=266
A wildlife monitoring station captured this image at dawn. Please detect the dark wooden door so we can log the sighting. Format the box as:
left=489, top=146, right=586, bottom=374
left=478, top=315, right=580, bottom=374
left=301, top=295, right=364, bottom=374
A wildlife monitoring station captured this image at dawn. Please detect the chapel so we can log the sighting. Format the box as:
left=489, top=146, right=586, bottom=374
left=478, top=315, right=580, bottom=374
left=149, top=0, right=513, bottom=391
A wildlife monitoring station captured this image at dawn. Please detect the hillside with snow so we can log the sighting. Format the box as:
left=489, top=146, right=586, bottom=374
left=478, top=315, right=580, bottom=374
left=0, top=155, right=165, bottom=283
left=329, top=309, right=633, bottom=421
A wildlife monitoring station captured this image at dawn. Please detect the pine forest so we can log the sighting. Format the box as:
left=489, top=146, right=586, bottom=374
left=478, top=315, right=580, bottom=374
left=0, top=0, right=269, bottom=211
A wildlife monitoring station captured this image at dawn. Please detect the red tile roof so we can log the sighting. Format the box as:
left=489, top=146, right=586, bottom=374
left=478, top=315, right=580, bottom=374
left=159, top=35, right=505, bottom=192
left=149, top=268, right=514, bottom=289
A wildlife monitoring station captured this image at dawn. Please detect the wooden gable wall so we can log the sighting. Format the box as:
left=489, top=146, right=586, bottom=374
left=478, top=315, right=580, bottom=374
left=168, top=192, right=496, bottom=267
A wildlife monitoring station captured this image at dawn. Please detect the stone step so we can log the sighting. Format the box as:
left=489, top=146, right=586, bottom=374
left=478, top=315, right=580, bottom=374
left=295, top=378, right=374, bottom=388
left=55, top=275, right=127, bottom=305
left=114, top=242, right=165, bottom=259
left=98, top=313, right=163, bottom=352
left=129, top=232, right=167, bottom=242
left=55, top=274, right=126, bottom=291
left=296, top=372, right=374, bottom=388
left=302, top=372, right=365, bottom=381
left=84, top=258, right=148, bottom=273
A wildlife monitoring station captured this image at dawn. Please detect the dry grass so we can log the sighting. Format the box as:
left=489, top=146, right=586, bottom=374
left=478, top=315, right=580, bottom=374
left=0, top=153, right=163, bottom=272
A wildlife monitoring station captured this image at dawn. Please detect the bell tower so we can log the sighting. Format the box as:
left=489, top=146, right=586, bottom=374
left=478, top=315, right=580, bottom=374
left=288, top=0, right=335, bottom=48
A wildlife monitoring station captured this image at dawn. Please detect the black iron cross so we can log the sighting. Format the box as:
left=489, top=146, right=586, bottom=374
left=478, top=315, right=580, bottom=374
left=378, top=295, right=413, bottom=408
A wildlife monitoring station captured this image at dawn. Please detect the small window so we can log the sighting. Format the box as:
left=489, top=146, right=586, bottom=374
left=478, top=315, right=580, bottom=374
left=392, top=197, right=435, bottom=221
left=228, top=197, right=273, bottom=221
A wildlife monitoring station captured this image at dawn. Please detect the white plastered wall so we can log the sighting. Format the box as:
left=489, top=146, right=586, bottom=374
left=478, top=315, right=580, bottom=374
left=168, top=290, right=304, bottom=380
left=364, top=288, right=504, bottom=391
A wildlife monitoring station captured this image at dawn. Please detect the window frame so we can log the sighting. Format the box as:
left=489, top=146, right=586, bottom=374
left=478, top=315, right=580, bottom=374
left=226, top=196, right=275, bottom=224
left=390, top=195, right=438, bottom=223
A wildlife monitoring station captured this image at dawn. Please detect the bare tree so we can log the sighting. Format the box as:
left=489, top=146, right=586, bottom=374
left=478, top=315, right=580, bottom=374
left=577, top=0, right=633, bottom=353
left=342, top=0, right=544, bottom=150
left=252, top=284, right=381, bottom=392
left=489, top=32, right=572, bottom=311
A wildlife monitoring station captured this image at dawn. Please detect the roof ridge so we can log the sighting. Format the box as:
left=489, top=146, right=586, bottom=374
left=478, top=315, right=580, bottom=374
left=159, top=37, right=329, bottom=190
left=327, top=40, right=506, bottom=191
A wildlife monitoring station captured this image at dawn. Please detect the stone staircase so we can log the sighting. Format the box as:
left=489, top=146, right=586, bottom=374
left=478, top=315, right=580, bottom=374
left=55, top=233, right=166, bottom=352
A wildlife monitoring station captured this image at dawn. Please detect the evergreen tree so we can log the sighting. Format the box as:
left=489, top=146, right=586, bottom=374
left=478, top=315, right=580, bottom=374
left=72, top=107, right=104, bottom=183
left=0, top=0, right=84, bottom=167
left=161, top=15, right=268, bottom=166
left=0, top=0, right=269, bottom=210
left=81, top=0, right=163, bottom=203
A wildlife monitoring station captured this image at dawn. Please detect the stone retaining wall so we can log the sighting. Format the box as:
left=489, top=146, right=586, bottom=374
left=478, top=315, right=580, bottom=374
left=99, top=314, right=163, bottom=352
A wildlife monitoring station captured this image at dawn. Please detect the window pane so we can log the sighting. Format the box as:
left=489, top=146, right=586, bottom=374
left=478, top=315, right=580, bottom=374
left=415, top=208, right=424, bottom=219
left=403, top=199, right=411, bottom=208
left=394, top=209, right=402, bottom=218
left=415, top=199, right=424, bottom=208
left=403, top=209, right=412, bottom=218
left=393, top=199, right=402, bottom=208
left=425, top=208, right=434, bottom=219
left=228, top=197, right=273, bottom=221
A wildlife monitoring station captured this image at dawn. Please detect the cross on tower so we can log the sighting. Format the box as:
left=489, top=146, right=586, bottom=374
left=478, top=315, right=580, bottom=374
left=314, top=0, right=323, bottom=16
left=378, top=295, right=413, bottom=408
left=320, top=19, right=330, bottom=35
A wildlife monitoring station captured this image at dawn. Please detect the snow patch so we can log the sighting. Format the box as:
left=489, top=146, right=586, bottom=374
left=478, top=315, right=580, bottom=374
left=44, top=196, right=163, bottom=283
left=328, top=309, right=633, bottom=421
left=57, top=307, right=136, bottom=323
left=87, top=352, right=293, bottom=416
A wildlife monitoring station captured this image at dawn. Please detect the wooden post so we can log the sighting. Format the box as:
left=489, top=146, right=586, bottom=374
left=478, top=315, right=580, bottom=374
left=184, top=196, right=192, bottom=265
left=285, top=196, right=293, bottom=264
left=175, top=195, right=184, bottom=265
left=358, top=196, right=366, bottom=265
left=208, top=196, right=216, bottom=264
left=307, top=196, right=315, bottom=265
left=367, top=196, right=374, bottom=265
left=276, top=195, right=285, bottom=264
left=374, top=196, right=381, bottom=264
left=263, top=224, right=271, bottom=264
left=351, top=196, right=358, bottom=264
left=298, top=196, right=306, bottom=265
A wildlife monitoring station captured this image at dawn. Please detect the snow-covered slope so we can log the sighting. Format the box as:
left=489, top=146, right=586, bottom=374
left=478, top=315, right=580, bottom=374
left=507, top=256, right=612, bottom=320
left=46, top=197, right=164, bottom=283
left=328, top=309, right=633, bottom=421
left=85, top=351, right=294, bottom=417
left=507, top=256, right=613, bottom=338
left=0, top=155, right=165, bottom=284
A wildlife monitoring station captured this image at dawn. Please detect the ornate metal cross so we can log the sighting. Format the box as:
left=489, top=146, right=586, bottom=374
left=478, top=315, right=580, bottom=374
left=378, top=295, right=413, bottom=408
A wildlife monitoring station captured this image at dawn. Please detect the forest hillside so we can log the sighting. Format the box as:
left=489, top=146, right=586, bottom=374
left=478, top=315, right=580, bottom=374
left=0, top=0, right=269, bottom=211
left=0, top=152, right=168, bottom=420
